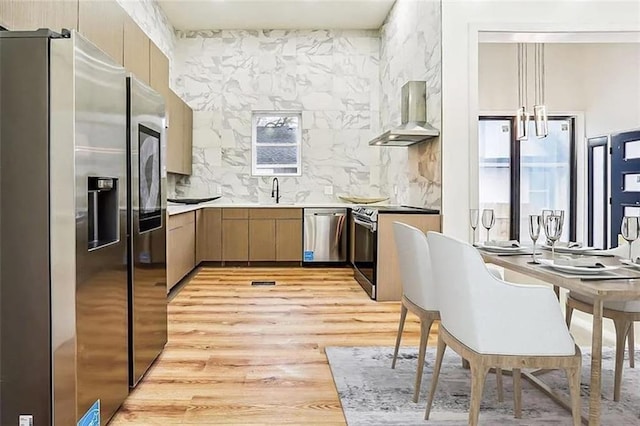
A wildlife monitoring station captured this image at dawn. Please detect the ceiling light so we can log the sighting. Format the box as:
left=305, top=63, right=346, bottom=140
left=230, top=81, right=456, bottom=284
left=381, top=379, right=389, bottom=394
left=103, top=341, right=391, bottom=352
left=533, top=43, right=548, bottom=138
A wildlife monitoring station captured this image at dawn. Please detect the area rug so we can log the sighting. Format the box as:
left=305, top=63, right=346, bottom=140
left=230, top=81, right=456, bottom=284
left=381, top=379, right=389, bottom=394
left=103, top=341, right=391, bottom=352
left=326, top=346, right=640, bottom=425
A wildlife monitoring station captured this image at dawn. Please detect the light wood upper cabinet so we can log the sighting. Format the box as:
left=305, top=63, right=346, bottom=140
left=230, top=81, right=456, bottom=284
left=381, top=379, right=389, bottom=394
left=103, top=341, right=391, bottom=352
left=196, top=208, right=222, bottom=263
left=78, top=0, right=124, bottom=65
left=166, top=92, right=193, bottom=176
left=123, top=14, right=149, bottom=84
left=167, top=91, right=184, bottom=174
left=183, top=102, right=193, bottom=175
left=0, top=0, right=78, bottom=31
left=149, top=41, right=169, bottom=101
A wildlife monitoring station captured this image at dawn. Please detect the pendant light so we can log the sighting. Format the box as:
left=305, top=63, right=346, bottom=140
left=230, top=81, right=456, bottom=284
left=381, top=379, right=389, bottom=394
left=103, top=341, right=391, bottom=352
left=516, top=43, right=529, bottom=141
left=533, top=43, right=548, bottom=138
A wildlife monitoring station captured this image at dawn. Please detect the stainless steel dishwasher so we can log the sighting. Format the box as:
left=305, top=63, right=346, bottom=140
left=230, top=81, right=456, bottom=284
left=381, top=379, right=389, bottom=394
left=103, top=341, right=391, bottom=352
left=303, top=208, right=347, bottom=263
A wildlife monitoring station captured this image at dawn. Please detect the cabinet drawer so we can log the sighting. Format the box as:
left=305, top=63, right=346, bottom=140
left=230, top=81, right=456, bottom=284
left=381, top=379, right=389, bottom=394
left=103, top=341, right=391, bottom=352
left=168, top=211, right=195, bottom=230
left=249, top=208, right=302, bottom=220
left=222, top=208, right=249, bottom=219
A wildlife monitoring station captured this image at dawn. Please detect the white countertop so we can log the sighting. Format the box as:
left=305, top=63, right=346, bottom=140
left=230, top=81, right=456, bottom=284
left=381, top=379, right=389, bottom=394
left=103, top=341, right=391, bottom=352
left=167, top=200, right=360, bottom=216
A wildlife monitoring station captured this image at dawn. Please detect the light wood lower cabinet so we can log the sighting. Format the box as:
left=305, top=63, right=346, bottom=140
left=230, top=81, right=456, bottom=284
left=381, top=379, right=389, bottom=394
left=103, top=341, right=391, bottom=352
left=276, top=219, right=302, bottom=261
left=222, top=219, right=249, bottom=261
left=196, top=208, right=222, bottom=263
left=376, top=214, right=441, bottom=302
left=249, top=219, right=276, bottom=261
left=222, top=209, right=249, bottom=261
left=200, top=207, right=300, bottom=263
left=249, top=208, right=302, bottom=262
left=167, top=211, right=195, bottom=293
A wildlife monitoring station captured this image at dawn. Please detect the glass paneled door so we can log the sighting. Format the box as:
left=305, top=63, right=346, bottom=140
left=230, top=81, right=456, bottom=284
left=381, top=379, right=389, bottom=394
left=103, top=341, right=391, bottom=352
left=518, top=118, right=575, bottom=242
left=587, top=136, right=608, bottom=249
left=610, top=130, right=640, bottom=247
left=478, top=116, right=576, bottom=242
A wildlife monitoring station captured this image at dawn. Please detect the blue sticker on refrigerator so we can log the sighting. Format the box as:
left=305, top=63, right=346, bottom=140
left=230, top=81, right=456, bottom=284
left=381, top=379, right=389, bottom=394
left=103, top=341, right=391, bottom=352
left=303, top=251, right=314, bottom=261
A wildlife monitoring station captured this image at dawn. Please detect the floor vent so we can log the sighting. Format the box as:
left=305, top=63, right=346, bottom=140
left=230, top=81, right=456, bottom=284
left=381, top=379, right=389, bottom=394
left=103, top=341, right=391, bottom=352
left=251, top=281, right=276, bottom=286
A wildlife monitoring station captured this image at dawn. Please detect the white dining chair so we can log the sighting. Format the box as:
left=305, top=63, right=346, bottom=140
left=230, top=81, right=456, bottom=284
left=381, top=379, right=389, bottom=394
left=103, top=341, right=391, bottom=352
left=566, top=239, right=640, bottom=401
left=425, top=232, right=581, bottom=426
left=392, top=222, right=506, bottom=403
left=392, top=222, right=440, bottom=403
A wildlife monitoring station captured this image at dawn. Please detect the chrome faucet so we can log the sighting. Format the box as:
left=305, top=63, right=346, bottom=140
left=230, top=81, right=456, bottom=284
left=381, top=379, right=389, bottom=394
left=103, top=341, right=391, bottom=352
left=271, top=177, right=280, bottom=204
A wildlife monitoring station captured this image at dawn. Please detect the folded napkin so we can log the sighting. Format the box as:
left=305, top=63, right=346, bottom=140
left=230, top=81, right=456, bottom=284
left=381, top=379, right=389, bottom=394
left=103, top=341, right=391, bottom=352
left=554, top=256, right=604, bottom=267
left=556, top=241, right=582, bottom=248
left=486, top=240, right=520, bottom=248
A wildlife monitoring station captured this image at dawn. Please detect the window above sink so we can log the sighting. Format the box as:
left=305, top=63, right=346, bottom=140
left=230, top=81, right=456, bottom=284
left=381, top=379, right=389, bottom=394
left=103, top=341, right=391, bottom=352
left=251, top=111, right=302, bottom=177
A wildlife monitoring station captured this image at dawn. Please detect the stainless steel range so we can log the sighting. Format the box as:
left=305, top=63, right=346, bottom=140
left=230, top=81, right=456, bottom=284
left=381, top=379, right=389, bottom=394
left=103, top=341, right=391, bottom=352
left=352, top=205, right=439, bottom=299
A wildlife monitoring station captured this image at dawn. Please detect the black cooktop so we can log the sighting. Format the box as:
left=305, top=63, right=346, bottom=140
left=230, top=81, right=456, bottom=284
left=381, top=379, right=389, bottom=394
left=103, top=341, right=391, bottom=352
left=167, top=196, right=222, bottom=205
left=370, top=205, right=440, bottom=214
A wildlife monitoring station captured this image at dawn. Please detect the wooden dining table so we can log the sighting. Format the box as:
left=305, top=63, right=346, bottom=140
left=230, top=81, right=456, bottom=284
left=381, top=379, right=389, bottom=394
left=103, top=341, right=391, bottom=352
left=480, top=249, right=640, bottom=426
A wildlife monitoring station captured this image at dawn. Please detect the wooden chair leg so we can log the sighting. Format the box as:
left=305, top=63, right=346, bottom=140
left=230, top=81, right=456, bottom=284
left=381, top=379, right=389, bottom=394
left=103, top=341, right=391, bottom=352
left=565, top=303, right=574, bottom=328
left=391, top=304, right=408, bottom=369
left=413, top=319, right=434, bottom=403
left=496, top=368, right=504, bottom=403
left=613, top=319, right=631, bottom=402
left=513, top=368, right=522, bottom=419
left=628, top=322, right=635, bottom=369
left=425, top=334, right=446, bottom=420
left=566, top=366, right=582, bottom=426
left=469, top=363, right=489, bottom=426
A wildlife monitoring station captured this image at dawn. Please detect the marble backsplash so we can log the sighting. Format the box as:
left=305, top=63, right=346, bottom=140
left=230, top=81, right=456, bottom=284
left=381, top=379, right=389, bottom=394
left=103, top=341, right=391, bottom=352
left=377, top=0, right=442, bottom=209
left=168, top=29, right=382, bottom=203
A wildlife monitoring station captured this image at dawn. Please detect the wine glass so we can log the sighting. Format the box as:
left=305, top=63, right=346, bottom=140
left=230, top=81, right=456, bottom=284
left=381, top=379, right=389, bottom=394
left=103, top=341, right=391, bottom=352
left=528, top=214, right=541, bottom=264
left=621, top=216, right=640, bottom=261
left=481, top=209, right=495, bottom=243
left=470, top=209, right=479, bottom=245
left=541, top=209, right=565, bottom=245
left=544, top=214, right=564, bottom=262
left=541, top=210, right=553, bottom=245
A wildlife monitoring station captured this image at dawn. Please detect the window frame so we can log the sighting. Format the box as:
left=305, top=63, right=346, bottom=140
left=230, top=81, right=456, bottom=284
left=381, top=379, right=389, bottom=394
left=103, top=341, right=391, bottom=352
left=479, top=115, right=577, bottom=242
left=251, top=111, right=303, bottom=177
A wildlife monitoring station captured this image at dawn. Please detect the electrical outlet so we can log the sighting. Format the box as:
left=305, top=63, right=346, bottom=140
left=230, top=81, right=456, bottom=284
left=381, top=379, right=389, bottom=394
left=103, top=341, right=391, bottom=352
left=393, top=185, right=398, bottom=196
left=19, top=415, right=33, bottom=426
left=324, top=185, right=333, bottom=195
left=216, top=185, right=222, bottom=196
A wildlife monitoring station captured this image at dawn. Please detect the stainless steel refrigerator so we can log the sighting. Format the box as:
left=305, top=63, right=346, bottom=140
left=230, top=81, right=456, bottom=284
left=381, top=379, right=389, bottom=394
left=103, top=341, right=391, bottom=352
left=0, top=30, right=129, bottom=425
left=126, top=75, right=168, bottom=388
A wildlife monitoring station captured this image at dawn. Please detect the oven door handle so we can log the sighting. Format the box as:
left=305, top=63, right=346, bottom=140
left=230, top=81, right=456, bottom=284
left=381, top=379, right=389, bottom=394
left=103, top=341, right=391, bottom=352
left=354, top=217, right=376, bottom=232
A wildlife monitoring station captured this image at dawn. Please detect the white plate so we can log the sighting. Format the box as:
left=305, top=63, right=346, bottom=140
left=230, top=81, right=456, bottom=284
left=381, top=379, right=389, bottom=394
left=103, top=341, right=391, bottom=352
left=620, top=259, right=640, bottom=270
left=478, top=244, right=528, bottom=253
left=538, top=258, right=620, bottom=275
left=542, top=245, right=597, bottom=254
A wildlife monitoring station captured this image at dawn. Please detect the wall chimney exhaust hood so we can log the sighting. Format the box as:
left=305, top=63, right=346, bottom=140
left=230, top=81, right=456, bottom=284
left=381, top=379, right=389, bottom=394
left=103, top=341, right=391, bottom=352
left=369, top=81, right=439, bottom=147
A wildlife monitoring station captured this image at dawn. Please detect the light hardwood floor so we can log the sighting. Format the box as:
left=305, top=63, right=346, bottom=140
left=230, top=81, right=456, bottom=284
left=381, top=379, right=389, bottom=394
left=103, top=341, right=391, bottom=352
left=111, top=267, right=436, bottom=425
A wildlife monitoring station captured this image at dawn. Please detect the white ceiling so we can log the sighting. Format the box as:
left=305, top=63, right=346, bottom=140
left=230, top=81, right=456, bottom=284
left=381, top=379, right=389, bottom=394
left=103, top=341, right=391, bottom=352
left=157, top=0, right=396, bottom=31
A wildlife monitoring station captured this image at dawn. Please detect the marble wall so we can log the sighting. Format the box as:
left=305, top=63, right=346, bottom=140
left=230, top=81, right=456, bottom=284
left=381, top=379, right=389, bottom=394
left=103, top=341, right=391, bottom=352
left=377, top=0, right=442, bottom=209
left=169, top=30, right=381, bottom=203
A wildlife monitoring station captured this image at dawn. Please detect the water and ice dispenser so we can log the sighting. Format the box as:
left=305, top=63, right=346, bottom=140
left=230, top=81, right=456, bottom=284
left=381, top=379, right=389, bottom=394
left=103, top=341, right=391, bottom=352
left=87, top=176, right=119, bottom=250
